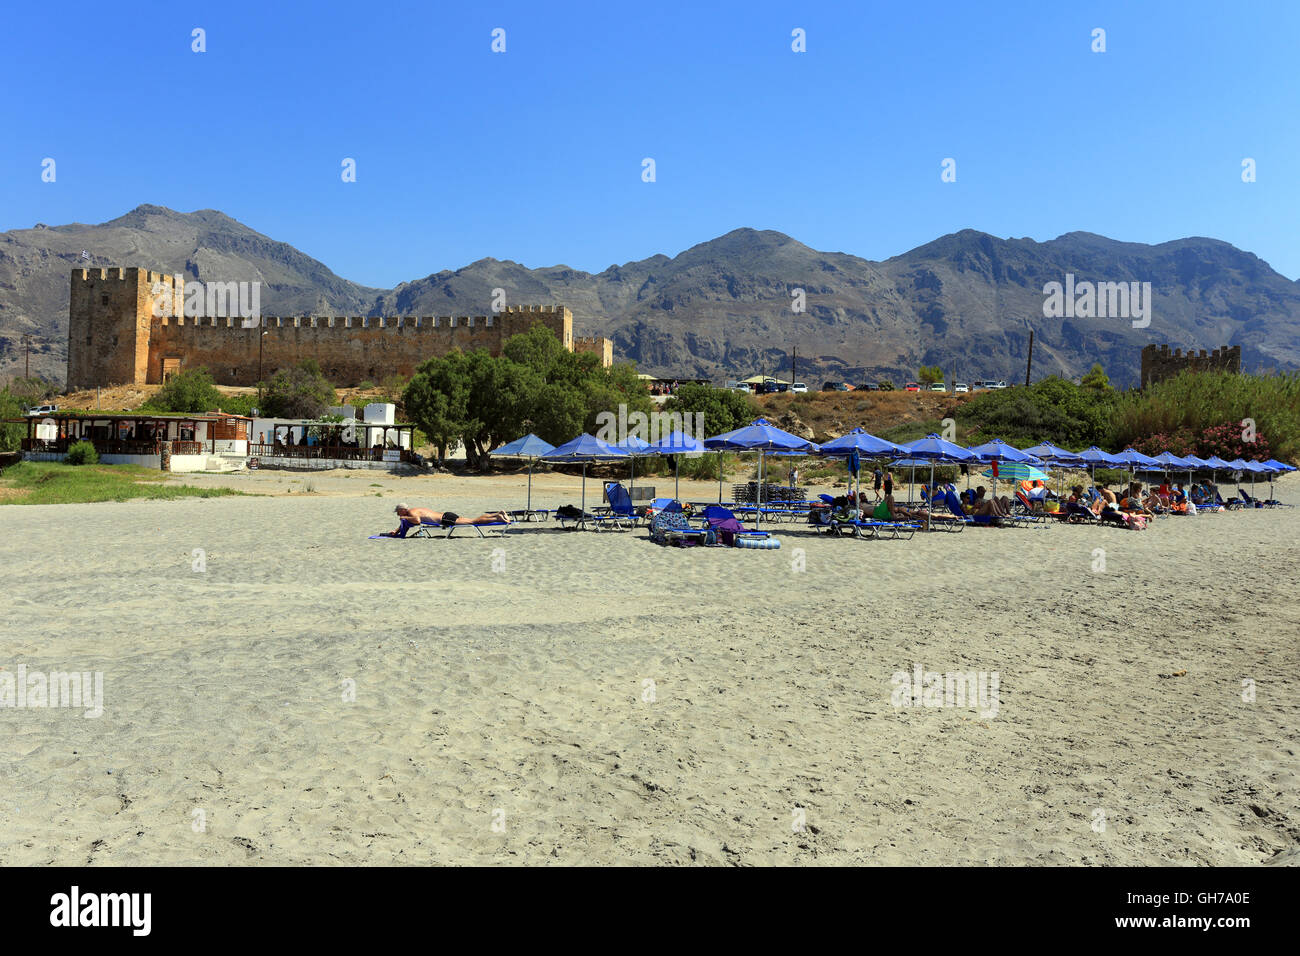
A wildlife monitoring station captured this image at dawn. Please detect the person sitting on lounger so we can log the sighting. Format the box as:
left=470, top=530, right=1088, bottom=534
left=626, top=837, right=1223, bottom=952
left=873, top=494, right=929, bottom=529
left=971, top=486, right=1012, bottom=517
left=386, top=503, right=511, bottom=536
left=1064, top=485, right=1096, bottom=521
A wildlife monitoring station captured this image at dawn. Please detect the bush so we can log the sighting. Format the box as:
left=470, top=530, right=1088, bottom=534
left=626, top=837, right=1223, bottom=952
left=1112, top=370, right=1299, bottom=462
left=956, top=375, right=1117, bottom=449
left=65, top=441, right=99, bottom=465
left=141, top=367, right=224, bottom=414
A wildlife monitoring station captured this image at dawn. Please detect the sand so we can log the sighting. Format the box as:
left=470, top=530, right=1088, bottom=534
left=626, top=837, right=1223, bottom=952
left=1, top=467, right=1297, bottom=865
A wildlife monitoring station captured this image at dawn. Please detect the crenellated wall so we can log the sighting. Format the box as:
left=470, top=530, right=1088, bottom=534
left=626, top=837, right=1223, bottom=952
left=67, top=268, right=614, bottom=387
left=1140, top=343, right=1241, bottom=387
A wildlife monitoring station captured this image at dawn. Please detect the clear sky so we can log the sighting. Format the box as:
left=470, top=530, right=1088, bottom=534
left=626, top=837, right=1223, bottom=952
left=3, top=0, right=1297, bottom=287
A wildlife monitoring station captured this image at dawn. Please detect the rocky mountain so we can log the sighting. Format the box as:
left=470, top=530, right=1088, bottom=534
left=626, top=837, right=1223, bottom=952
left=4, top=205, right=1299, bottom=387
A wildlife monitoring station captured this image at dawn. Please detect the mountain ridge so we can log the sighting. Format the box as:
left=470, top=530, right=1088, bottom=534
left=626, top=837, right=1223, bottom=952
left=3, top=204, right=1299, bottom=388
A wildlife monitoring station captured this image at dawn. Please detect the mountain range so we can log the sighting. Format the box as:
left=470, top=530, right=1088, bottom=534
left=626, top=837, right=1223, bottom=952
left=3, top=203, right=1299, bottom=388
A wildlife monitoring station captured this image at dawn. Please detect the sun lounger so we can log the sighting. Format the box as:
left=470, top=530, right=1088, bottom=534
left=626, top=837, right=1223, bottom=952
left=410, top=517, right=512, bottom=538
left=648, top=508, right=712, bottom=547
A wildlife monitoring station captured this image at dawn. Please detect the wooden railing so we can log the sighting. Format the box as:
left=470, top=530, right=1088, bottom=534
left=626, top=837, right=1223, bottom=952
left=249, top=443, right=410, bottom=462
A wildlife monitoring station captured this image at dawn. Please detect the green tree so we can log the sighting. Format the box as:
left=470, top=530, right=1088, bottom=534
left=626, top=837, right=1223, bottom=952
left=141, top=367, right=223, bottom=413
left=663, top=383, right=757, bottom=437
left=877, top=379, right=895, bottom=391
left=0, top=388, right=26, bottom=453
left=917, top=365, right=944, bottom=387
left=404, top=349, right=539, bottom=469
left=1081, top=363, right=1111, bottom=391
left=261, top=360, right=338, bottom=419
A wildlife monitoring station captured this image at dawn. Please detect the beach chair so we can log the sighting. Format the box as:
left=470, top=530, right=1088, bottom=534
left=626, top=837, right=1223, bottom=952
left=702, top=505, right=775, bottom=546
left=583, top=482, right=638, bottom=530
left=648, top=508, right=712, bottom=547
left=943, top=489, right=1004, bottom=527
left=1012, top=490, right=1052, bottom=524
left=409, top=516, right=512, bottom=538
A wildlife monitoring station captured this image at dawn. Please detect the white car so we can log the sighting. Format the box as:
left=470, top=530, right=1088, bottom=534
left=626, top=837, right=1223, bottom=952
left=953, top=383, right=969, bottom=393
left=929, top=382, right=946, bottom=392
left=731, top=383, right=752, bottom=393
left=25, top=403, right=58, bottom=417
left=989, top=381, right=1008, bottom=389
left=790, top=382, right=808, bottom=394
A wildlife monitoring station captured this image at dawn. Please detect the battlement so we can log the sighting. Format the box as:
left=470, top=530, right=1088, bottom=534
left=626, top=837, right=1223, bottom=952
left=1140, top=343, right=1241, bottom=387
left=155, top=314, right=506, bottom=330
left=68, top=266, right=607, bottom=388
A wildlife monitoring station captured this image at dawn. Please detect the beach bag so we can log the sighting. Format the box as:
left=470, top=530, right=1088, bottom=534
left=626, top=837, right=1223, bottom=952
left=557, top=504, right=584, bottom=520
left=1124, top=513, right=1148, bottom=530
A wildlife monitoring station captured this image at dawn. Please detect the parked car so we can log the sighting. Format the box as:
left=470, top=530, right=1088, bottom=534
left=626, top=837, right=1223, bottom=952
left=731, top=383, right=752, bottom=393
left=929, top=382, right=947, bottom=392
left=25, top=403, right=58, bottom=417
left=822, top=381, right=851, bottom=392
left=859, top=382, right=880, bottom=391
left=790, top=382, right=808, bottom=394
left=904, top=382, right=921, bottom=392
left=989, top=380, right=1008, bottom=389
left=953, top=383, right=969, bottom=393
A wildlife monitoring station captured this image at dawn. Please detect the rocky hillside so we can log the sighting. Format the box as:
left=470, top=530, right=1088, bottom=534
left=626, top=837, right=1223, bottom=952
left=4, top=205, right=1299, bottom=387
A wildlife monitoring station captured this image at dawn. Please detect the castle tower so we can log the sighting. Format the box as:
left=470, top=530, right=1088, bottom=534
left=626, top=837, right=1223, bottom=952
left=67, top=268, right=182, bottom=388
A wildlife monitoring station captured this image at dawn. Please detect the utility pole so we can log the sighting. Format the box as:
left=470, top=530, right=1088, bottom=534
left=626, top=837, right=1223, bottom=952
left=792, top=345, right=797, bottom=386
left=1024, top=328, right=1034, bottom=387
left=257, top=324, right=269, bottom=401
left=21, top=334, right=32, bottom=380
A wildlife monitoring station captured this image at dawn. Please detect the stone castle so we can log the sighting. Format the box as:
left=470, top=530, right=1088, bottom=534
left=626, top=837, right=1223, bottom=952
left=65, top=267, right=613, bottom=389
left=1139, top=343, right=1241, bottom=387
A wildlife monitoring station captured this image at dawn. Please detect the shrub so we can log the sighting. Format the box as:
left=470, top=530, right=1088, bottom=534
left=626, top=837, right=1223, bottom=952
left=65, top=441, right=99, bottom=465
left=1112, top=370, right=1299, bottom=462
left=141, top=367, right=223, bottom=414
left=956, top=375, right=1117, bottom=449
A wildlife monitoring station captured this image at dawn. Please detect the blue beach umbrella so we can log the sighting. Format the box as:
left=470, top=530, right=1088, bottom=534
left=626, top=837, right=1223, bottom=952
left=818, top=428, right=906, bottom=502
left=542, top=434, right=629, bottom=515
left=647, top=430, right=706, bottom=501
left=704, top=418, right=819, bottom=522
left=898, top=434, right=975, bottom=509
left=1023, top=441, right=1085, bottom=467
left=494, top=432, right=556, bottom=514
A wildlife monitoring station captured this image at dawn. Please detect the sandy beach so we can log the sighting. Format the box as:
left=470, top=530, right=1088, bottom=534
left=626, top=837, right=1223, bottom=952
left=1, top=467, right=1297, bottom=865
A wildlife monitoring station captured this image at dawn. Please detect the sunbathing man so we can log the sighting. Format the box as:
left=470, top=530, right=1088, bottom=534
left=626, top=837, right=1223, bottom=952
left=386, top=503, right=512, bottom=537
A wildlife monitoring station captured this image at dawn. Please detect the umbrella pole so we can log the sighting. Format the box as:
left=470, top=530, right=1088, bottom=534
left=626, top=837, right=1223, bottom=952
left=581, top=462, right=587, bottom=517
left=527, top=460, right=533, bottom=513
left=718, top=453, right=723, bottom=504
left=757, top=451, right=764, bottom=527
left=675, top=457, right=681, bottom=503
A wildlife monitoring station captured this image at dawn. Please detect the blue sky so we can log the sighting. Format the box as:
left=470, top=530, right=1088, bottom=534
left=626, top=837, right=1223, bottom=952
left=3, top=0, right=1297, bottom=287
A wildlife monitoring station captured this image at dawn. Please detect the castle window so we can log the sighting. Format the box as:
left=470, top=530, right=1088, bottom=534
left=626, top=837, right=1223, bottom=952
left=230, top=368, right=238, bottom=378
left=101, top=295, right=109, bottom=306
